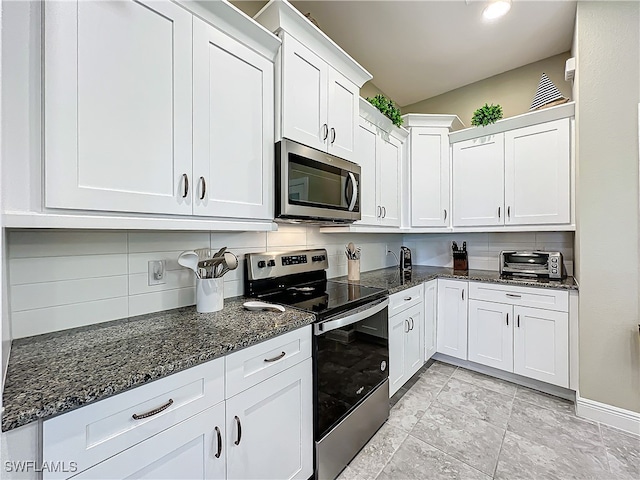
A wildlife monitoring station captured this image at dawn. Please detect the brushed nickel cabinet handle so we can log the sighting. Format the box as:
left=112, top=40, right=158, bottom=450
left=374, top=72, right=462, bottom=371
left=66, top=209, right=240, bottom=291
left=382, top=206, right=387, bottom=218
left=506, top=313, right=509, bottom=326
left=506, top=293, right=522, bottom=298
left=410, top=317, right=414, bottom=330
left=507, top=206, right=511, bottom=219
left=330, top=127, right=336, bottom=144
left=182, top=174, right=189, bottom=198
left=404, top=296, right=412, bottom=301
left=517, top=314, right=520, bottom=328
left=214, top=426, right=222, bottom=458
left=462, top=289, right=465, bottom=301
left=264, top=351, right=286, bottom=363
left=444, top=209, right=447, bottom=221
left=199, top=176, right=206, bottom=200
left=377, top=206, right=382, bottom=218
left=132, top=398, right=173, bottom=420
left=234, top=416, right=242, bottom=445
left=322, top=124, right=329, bottom=141
left=498, top=206, right=501, bottom=219
left=405, top=319, right=409, bottom=333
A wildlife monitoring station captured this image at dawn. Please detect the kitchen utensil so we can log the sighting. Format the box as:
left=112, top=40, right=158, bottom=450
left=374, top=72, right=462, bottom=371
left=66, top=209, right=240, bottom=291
left=194, top=248, right=213, bottom=260
left=216, top=252, right=238, bottom=278
left=242, top=301, right=286, bottom=313
left=345, top=243, right=360, bottom=260
left=178, top=251, right=200, bottom=277
left=198, top=257, right=225, bottom=278
left=212, top=246, right=227, bottom=259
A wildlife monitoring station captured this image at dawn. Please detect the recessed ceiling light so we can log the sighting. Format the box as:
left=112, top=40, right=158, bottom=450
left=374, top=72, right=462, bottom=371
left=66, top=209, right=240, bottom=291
left=483, top=0, right=512, bottom=20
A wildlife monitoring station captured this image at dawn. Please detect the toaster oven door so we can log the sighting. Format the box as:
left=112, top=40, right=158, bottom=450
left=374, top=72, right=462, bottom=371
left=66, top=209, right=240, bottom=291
left=501, top=251, right=549, bottom=275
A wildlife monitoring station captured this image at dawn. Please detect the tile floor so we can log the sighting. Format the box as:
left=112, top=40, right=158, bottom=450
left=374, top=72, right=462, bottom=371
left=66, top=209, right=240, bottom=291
left=338, top=361, right=640, bottom=480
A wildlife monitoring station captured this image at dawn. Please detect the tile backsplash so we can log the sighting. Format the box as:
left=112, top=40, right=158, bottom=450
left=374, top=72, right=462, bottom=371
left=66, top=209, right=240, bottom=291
left=6, top=228, right=574, bottom=339
left=7, top=227, right=403, bottom=338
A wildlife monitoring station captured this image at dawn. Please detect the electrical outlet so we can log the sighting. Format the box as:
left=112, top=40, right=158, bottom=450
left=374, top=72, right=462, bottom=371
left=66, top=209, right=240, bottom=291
left=385, top=244, right=390, bottom=254
left=148, top=260, right=166, bottom=286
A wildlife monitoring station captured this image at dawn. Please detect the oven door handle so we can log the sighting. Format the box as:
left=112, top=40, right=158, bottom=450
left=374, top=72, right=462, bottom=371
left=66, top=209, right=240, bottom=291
left=314, top=299, right=389, bottom=335
left=346, top=172, right=358, bottom=212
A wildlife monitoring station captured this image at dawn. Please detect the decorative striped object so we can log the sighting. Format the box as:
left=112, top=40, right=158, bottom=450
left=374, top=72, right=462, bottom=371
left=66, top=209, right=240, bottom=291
left=530, top=73, right=568, bottom=110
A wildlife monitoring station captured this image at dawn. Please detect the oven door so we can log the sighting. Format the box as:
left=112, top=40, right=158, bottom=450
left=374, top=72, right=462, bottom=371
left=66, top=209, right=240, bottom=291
left=277, top=139, right=361, bottom=222
left=313, top=298, right=389, bottom=440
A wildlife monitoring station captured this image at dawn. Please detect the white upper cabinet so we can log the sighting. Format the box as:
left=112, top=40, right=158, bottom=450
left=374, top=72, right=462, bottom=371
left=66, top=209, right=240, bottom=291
left=378, top=135, right=402, bottom=227
left=452, top=135, right=505, bottom=227
left=450, top=104, right=574, bottom=230
left=281, top=35, right=328, bottom=153
left=45, top=0, right=193, bottom=215
left=357, top=120, right=380, bottom=225
left=504, top=118, right=570, bottom=225
left=403, top=115, right=463, bottom=228
left=254, top=0, right=372, bottom=163
left=192, top=18, right=274, bottom=220
left=327, top=68, right=359, bottom=160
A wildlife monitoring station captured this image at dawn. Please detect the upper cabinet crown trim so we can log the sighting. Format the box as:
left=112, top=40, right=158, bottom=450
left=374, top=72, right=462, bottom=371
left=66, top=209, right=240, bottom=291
left=449, top=102, right=575, bottom=144
left=359, top=97, right=409, bottom=141
left=402, top=113, right=465, bottom=131
left=179, top=0, right=281, bottom=60
left=254, top=0, right=372, bottom=86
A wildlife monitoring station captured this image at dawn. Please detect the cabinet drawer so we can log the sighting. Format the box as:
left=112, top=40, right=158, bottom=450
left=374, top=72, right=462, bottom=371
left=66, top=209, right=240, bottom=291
left=226, top=326, right=311, bottom=398
left=389, top=284, right=424, bottom=316
left=469, top=282, right=568, bottom=312
left=43, top=357, right=225, bottom=479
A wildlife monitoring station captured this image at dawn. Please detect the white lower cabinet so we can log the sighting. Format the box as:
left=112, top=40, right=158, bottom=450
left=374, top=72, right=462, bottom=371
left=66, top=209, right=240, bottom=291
left=225, top=358, right=313, bottom=480
left=389, top=298, right=424, bottom=397
left=467, top=286, right=569, bottom=388
left=424, top=280, right=437, bottom=361
left=74, top=402, right=226, bottom=480
left=436, top=279, right=468, bottom=360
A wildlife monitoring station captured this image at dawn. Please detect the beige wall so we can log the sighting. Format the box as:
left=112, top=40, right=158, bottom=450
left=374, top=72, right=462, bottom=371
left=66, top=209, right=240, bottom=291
left=360, top=81, right=391, bottom=101
left=574, top=1, right=640, bottom=413
left=229, top=0, right=267, bottom=18
left=402, top=52, right=572, bottom=127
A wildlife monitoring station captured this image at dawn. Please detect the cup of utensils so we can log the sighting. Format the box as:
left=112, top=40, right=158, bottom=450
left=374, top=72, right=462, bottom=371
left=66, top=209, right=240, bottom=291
left=178, top=248, right=238, bottom=313
left=345, top=242, right=361, bottom=281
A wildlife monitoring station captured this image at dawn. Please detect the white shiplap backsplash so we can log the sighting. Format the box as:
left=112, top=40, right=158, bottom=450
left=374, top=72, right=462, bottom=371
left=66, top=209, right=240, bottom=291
left=7, top=227, right=403, bottom=338
left=7, top=228, right=574, bottom=339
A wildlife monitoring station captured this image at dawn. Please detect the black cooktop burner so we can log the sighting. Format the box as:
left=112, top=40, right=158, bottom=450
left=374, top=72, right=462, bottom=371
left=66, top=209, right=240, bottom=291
left=259, top=280, right=387, bottom=319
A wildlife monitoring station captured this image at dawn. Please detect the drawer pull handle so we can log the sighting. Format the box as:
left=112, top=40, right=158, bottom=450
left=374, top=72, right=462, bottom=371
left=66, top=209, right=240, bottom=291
left=199, top=176, right=207, bottom=200
left=506, top=294, right=522, bottom=298
left=264, top=351, right=286, bottom=363
left=462, top=289, right=465, bottom=301
left=182, top=174, right=189, bottom=198
left=132, top=398, right=174, bottom=420
left=409, top=317, right=414, bottom=331
left=404, top=296, right=412, bottom=301
left=405, top=319, right=409, bottom=333
left=517, top=314, right=520, bottom=328
left=214, top=426, right=222, bottom=458
left=234, top=416, right=242, bottom=445
left=506, top=313, right=509, bottom=326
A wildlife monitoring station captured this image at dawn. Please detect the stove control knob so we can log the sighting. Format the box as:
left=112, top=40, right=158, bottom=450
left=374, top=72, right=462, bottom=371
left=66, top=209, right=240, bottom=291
left=257, top=260, right=266, bottom=268
left=267, top=259, right=276, bottom=267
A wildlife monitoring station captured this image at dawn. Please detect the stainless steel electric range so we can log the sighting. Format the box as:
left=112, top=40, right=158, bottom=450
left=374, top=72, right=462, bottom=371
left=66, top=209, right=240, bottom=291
left=244, top=249, right=390, bottom=480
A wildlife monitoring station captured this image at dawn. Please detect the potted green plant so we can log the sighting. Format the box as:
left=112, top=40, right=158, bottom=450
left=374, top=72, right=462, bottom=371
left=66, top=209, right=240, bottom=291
left=471, top=103, right=503, bottom=127
left=367, top=95, right=403, bottom=127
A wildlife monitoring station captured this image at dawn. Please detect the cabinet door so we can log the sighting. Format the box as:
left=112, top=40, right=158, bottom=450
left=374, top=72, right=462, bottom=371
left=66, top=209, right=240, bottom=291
left=410, top=128, right=450, bottom=227
left=504, top=118, right=571, bottom=225
left=405, top=303, right=424, bottom=381
left=513, top=306, right=569, bottom=387
left=356, top=120, right=380, bottom=226
left=388, top=312, right=408, bottom=397
left=436, top=280, right=468, bottom=360
left=193, top=18, right=274, bottom=219
left=327, top=68, right=359, bottom=162
left=44, top=0, right=193, bottom=215
left=378, top=135, right=401, bottom=227
left=226, top=358, right=313, bottom=480
left=452, top=135, right=504, bottom=226
left=281, top=34, right=328, bottom=153
left=424, top=280, right=438, bottom=361
left=73, top=403, right=226, bottom=480
left=468, top=300, right=513, bottom=372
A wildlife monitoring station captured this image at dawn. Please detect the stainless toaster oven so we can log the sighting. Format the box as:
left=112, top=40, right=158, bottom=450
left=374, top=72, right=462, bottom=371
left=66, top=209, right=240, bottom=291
left=500, top=251, right=565, bottom=279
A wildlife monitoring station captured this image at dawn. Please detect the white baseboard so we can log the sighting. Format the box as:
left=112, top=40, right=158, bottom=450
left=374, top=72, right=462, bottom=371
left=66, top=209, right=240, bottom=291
left=576, top=393, right=640, bottom=436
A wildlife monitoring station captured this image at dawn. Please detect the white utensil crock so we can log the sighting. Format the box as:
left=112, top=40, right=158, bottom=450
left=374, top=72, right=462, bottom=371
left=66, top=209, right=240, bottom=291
left=196, top=277, right=224, bottom=313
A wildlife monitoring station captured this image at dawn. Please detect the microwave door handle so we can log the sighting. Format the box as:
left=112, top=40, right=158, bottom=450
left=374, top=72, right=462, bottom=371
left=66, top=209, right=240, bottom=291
left=314, top=299, right=388, bottom=335
left=347, top=172, right=358, bottom=212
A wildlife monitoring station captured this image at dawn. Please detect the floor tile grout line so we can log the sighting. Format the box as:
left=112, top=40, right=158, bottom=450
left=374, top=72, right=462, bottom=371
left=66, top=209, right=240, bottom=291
left=406, top=429, right=497, bottom=479
left=597, top=422, right=614, bottom=474
left=447, top=374, right=518, bottom=402
left=491, top=429, right=508, bottom=479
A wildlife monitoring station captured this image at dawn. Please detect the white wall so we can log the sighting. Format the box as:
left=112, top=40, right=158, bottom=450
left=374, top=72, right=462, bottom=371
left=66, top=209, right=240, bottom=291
left=573, top=1, right=640, bottom=413
left=6, top=226, right=403, bottom=338
left=403, top=231, right=574, bottom=273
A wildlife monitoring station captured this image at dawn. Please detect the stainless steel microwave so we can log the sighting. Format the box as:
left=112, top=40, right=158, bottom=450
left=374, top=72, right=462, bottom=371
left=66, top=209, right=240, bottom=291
left=275, top=139, right=361, bottom=223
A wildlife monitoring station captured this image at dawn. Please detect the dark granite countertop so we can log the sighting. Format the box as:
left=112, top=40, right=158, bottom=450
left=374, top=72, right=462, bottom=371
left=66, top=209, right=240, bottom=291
left=333, top=265, right=578, bottom=295
left=2, top=298, right=315, bottom=432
